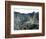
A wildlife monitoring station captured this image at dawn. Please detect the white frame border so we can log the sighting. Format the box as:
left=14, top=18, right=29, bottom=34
left=11, top=5, right=42, bottom=34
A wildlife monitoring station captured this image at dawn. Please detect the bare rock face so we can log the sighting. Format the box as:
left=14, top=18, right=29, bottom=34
left=14, top=12, right=39, bottom=30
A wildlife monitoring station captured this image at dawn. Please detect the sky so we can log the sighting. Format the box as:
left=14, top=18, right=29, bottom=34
left=14, top=8, right=39, bottom=14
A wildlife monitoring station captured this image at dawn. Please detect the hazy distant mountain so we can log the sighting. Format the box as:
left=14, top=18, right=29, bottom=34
left=14, top=11, right=39, bottom=16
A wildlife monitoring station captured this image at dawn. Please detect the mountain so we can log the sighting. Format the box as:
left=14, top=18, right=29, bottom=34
left=14, top=11, right=39, bottom=30
left=14, top=11, right=39, bottom=16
